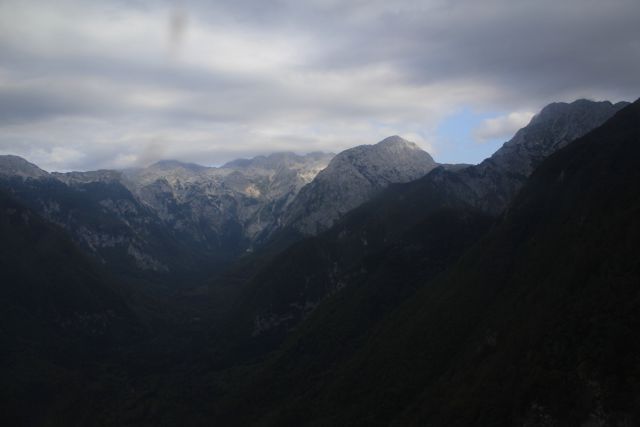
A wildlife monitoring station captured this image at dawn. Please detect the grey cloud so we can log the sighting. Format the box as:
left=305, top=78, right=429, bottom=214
left=0, top=0, right=638, bottom=170
left=315, top=0, right=640, bottom=104
left=176, top=0, right=640, bottom=111
left=473, top=111, right=534, bottom=144
left=0, top=81, right=132, bottom=126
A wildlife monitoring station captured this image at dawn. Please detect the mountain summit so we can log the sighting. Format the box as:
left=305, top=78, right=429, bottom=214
left=431, top=99, right=630, bottom=214
left=0, top=155, right=49, bottom=179
left=489, top=99, right=630, bottom=178
left=283, top=135, right=437, bottom=234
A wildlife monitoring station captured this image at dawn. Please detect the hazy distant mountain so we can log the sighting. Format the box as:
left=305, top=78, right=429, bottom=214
left=222, top=151, right=331, bottom=171
left=283, top=135, right=438, bottom=235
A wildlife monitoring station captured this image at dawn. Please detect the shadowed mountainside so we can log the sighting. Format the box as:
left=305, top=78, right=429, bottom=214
left=215, top=99, right=640, bottom=426
left=0, top=190, right=140, bottom=426
left=210, top=99, right=627, bottom=365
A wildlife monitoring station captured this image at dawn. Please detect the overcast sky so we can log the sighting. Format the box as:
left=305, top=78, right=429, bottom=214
left=0, top=0, right=638, bottom=171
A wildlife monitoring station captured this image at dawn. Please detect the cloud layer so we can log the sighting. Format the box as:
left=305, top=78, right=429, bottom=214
left=473, top=111, right=535, bottom=144
left=0, top=0, right=638, bottom=170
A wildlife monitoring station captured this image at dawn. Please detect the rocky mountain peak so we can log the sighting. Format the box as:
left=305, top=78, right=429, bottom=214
left=530, top=99, right=628, bottom=126
left=0, top=155, right=50, bottom=179
left=376, top=135, right=421, bottom=150
left=440, top=98, right=631, bottom=215
left=323, top=136, right=436, bottom=185
left=487, top=99, right=629, bottom=178
left=282, top=136, right=438, bottom=235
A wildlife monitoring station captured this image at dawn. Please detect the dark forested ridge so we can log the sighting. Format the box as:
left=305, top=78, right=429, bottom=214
left=209, top=99, right=626, bottom=367
left=0, top=99, right=638, bottom=426
left=214, top=99, right=640, bottom=425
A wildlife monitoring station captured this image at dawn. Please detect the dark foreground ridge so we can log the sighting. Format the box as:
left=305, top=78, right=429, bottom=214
left=215, top=98, right=640, bottom=425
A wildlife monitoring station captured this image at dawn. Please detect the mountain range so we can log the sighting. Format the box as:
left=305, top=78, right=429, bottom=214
left=0, top=138, right=444, bottom=284
left=1, top=98, right=638, bottom=426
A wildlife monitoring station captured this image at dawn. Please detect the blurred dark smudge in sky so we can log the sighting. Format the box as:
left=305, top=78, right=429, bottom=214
left=168, top=1, right=188, bottom=58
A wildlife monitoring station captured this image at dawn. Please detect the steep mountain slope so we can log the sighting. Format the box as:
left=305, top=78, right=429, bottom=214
left=213, top=99, right=626, bottom=363
left=283, top=135, right=438, bottom=235
left=0, top=190, right=139, bottom=425
left=223, top=99, right=640, bottom=426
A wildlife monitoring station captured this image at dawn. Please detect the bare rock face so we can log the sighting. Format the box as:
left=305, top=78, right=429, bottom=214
left=283, top=136, right=438, bottom=235
left=123, top=152, right=334, bottom=247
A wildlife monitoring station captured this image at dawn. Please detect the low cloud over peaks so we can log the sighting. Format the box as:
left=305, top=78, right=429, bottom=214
left=473, top=111, right=535, bottom=144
